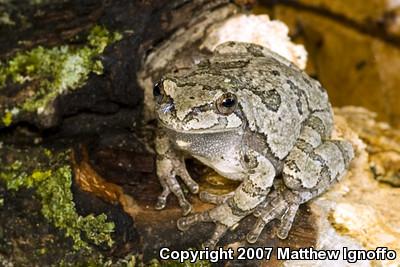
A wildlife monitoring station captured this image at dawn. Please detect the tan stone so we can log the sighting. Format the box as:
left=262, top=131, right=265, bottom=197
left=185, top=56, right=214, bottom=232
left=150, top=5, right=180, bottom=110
left=326, top=106, right=400, bottom=265
left=297, top=0, right=400, bottom=25
left=271, top=6, right=400, bottom=127
left=277, top=0, right=400, bottom=38
left=285, top=106, right=400, bottom=266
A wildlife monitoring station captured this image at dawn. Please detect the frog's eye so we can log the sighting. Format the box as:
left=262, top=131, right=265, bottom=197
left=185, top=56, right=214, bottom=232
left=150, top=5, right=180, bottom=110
left=153, top=80, right=164, bottom=103
left=216, top=92, right=238, bottom=115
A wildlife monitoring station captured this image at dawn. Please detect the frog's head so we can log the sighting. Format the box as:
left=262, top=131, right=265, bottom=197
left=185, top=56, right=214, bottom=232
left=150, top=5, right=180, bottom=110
left=153, top=73, right=244, bottom=134
left=154, top=41, right=291, bottom=134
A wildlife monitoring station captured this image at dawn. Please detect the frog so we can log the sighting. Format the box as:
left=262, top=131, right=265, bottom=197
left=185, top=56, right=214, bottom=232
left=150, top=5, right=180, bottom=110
left=153, top=41, right=354, bottom=248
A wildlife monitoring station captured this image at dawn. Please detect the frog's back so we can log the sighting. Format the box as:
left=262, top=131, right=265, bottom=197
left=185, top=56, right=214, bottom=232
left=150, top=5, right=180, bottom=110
left=212, top=42, right=333, bottom=160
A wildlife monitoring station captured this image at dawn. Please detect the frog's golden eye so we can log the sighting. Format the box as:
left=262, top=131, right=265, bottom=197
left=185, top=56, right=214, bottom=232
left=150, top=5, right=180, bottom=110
left=216, top=92, right=238, bottom=115
left=153, top=80, right=165, bottom=104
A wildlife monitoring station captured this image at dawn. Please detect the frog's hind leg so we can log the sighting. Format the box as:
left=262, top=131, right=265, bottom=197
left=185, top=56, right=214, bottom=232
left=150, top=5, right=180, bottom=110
left=198, top=191, right=234, bottom=205
left=177, top=149, right=277, bottom=248
left=247, top=111, right=354, bottom=243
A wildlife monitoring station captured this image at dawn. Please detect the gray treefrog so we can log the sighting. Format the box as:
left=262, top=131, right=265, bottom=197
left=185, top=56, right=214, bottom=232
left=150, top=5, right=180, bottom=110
left=153, top=42, right=354, bottom=248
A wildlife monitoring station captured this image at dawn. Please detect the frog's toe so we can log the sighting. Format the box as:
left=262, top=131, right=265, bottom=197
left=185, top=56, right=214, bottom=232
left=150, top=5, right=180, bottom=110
left=252, top=209, right=262, bottom=218
left=247, top=219, right=267, bottom=243
left=155, top=198, right=166, bottom=210
left=177, top=210, right=212, bottom=231
left=247, top=199, right=288, bottom=243
left=176, top=168, right=199, bottom=194
left=276, top=203, right=299, bottom=239
left=179, top=199, right=192, bottom=216
left=155, top=188, right=171, bottom=210
left=189, top=183, right=199, bottom=194
left=199, top=191, right=234, bottom=205
left=177, top=217, right=191, bottom=231
left=252, top=200, right=269, bottom=217
left=201, top=223, right=228, bottom=249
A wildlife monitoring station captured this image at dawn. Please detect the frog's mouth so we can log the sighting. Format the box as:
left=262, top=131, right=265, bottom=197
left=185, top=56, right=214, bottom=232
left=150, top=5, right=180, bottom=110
left=158, top=120, right=243, bottom=135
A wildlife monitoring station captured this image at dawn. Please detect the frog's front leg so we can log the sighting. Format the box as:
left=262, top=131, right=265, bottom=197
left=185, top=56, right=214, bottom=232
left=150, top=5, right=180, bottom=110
left=247, top=113, right=354, bottom=243
left=177, top=151, right=276, bottom=248
left=155, top=130, right=199, bottom=215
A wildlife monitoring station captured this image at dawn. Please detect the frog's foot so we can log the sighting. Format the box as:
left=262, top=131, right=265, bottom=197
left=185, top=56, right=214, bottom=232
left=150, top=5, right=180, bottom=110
left=177, top=209, right=228, bottom=249
left=155, top=158, right=199, bottom=215
left=177, top=200, right=247, bottom=249
left=252, top=190, right=279, bottom=217
left=155, top=174, right=195, bottom=215
left=247, top=191, right=300, bottom=243
left=155, top=173, right=190, bottom=214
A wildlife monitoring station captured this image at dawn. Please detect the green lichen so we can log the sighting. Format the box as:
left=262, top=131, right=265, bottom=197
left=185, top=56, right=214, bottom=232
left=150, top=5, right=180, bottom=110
left=0, top=25, right=122, bottom=119
left=0, top=148, right=115, bottom=250
left=1, top=111, right=12, bottom=126
left=0, top=12, right=15, bottom=26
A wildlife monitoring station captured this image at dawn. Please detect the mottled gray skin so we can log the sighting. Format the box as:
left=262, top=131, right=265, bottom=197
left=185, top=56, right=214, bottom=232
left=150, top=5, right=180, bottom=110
left=154, top=42, right=354, bottom=248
